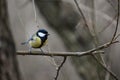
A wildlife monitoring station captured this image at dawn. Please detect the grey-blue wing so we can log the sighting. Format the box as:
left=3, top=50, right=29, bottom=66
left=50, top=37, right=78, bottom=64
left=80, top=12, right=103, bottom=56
left=21, top=34, right=35, bottom=45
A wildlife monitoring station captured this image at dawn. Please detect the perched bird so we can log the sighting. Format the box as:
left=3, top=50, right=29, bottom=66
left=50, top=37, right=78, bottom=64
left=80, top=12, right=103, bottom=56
left=21, top=29, right=49, bottom=52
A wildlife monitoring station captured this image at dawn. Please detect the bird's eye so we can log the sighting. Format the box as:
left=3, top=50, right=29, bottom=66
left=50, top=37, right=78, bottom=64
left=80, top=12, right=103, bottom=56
left=38, top=32, right=46, bottom=37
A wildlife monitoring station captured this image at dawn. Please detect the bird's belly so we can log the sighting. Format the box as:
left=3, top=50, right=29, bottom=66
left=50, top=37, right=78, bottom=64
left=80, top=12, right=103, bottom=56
left=29, top=40, right=41, bottom=48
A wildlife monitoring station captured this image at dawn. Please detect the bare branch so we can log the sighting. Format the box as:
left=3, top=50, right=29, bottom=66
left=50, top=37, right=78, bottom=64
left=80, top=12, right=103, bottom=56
left=17, top=41, right=118, bottom=57
left=106, top=0, right=117, bottom=11
left=111, top=0, right=119, bottom=42
left=17, top=50, right=104, bottom=56
left=74, top=0, right=90, bottom=32
left=98, top=15, right=117, bottom=34
left=32, top=0, right=37, bottom=23
left=17, top=40, right=119, bottom=80
left=92, top=55, right=118, bottom=80
left=114, top=33, right=120, bottom=40
left=32, top=0, right=40, bottom=28
left=54, top=57, right=67, bottom=80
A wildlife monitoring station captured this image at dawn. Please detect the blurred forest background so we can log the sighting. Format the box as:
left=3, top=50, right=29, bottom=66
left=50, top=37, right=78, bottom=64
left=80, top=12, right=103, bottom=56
left=3, top=0, right=120, bottom=80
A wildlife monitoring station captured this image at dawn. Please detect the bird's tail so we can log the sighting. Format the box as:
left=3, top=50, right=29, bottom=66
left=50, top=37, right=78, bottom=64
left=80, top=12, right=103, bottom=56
left=21, top=41, right=29, bottom=45
left=21, top=36, right=33, bottom=45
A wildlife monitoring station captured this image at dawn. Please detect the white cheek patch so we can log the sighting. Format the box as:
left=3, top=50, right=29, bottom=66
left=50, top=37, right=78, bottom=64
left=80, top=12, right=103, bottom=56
left=38, top=32, right=46, bottom=37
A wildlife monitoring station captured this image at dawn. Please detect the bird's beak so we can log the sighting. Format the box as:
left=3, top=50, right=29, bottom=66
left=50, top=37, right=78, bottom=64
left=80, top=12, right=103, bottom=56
left=47, top=34, right=50, bottom=36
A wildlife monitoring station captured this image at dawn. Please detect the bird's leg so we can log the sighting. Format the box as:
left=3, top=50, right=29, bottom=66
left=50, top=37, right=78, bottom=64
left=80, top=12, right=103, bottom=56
left=29, top=46, right=32, bottom=54
left=40, top=48, right=45, bottom=54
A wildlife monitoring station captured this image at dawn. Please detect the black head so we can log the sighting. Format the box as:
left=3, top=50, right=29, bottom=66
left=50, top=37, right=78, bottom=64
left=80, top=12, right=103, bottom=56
left=36, top=29, right=49, bottom=38
left=37, top=29, right=48, bottom=34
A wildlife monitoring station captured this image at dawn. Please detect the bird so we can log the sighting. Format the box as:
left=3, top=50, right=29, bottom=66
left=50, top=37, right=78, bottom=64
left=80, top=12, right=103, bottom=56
left=21, top=29, right=49, bottom=53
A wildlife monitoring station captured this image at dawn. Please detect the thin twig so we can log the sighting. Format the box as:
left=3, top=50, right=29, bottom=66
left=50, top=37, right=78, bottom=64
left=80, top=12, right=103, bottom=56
left=111, top=0, right=119, bottom=42
left=98, top=15, right=117, bottom=34
left=91, top=0, right=99, bottom=47
left=74, top=0, right=90, bottom=33
left=90, top=1, right=108, bottom=79
left=32, top=0, right=37, bottom=23
left=74, top=1, right=104, bottom=79
left=90, top=41, right=119, bottom=80
left=105, top=66, right=110, bottom=80
left=106, top=0, right=117, bottom=11
left=54, top=57, right=67, bottom=80
left=32, top=0, right=40, bottom=28
left=100, top=1, right=120, bottom=80
left=91, top=55, right=118, bottom=80
left=14, top=0, right=25, bottom=27
left=114, top=33, right=120, bottom=40
left=92, top=36, right=119, bottom=80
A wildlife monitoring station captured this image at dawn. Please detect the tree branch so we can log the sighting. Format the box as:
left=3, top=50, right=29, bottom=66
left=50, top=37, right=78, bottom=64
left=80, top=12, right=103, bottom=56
left=74, top=0, right=89, bottom=29
left=111, top=0, right=119, bottom=42
left=17, top=50, right=104, bottom=56
left=17, top=40, right=118, bottom=80
left=54, top=56, right=67, bottom=80
left=17, top=41, right=118, bottom=57
left=92, top=55, right=118, bottom=80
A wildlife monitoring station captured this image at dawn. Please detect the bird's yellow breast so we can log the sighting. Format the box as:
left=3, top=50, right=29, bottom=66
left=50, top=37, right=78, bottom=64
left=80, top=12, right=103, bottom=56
left=29, top=36, right=41, bottom=48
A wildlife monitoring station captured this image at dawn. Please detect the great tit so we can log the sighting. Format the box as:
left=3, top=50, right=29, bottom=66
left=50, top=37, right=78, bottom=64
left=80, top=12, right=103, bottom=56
left=21, top=29, right=49, bottom=52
